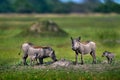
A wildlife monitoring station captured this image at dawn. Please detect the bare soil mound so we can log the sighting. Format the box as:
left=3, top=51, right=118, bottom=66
left=20, top=20, right=68, bottom=37
left=51, top=58, right=72, bottom=67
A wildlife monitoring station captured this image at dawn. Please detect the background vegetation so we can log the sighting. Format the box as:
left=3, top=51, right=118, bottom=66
left=0, top=14, right=120, bottom=80
left=0, top=0, right=120, bottom=13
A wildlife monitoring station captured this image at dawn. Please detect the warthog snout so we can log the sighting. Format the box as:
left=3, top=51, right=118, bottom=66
left=102, top=55, right=104, bottom=57
left=72, top=47, right=77, bottom=51
left=54, top=59, right=58, bottom=62
left=51, top=50, right=58, bottom=62
left=72, top=47, right=75, bottom=51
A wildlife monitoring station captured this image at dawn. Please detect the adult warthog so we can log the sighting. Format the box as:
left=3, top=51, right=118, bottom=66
left=19, top=43, right=57, bottom=65
left=71, top=37, right=96, bottom=64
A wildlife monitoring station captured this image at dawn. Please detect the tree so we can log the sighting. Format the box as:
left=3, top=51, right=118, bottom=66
left=0, top=0, right=12, bottom=13
left=94, top=0, right=120, bottom=13
left=12, top=0, right=33, bottom=13
left=45, top=0, right=70, bottom=13
left=29, top=0, right=49, bottom=13
left=83, top=0, right=102, bottom=12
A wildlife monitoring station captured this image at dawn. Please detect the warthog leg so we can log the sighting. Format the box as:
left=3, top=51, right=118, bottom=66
left=110, top=58, right=113, bottom=64
left=90, top=51, right=96, bottom=64
left=30, top=57, right=37, bottom=66
left=30, top=58, right=33, bottom=66
left=107, top=57, right=112, bottom=64
left=75, top=51, right=78, bottom=64
left=39, top=58, right=43, bottom=64
left=80, top=53, right=84, bottom=65
left=22, top=55, right=28, bottom=65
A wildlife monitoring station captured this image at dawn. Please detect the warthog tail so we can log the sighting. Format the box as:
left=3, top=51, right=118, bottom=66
left=18, top=52, right=21, bottom=55
left=18, top=46, right=22, bottom=55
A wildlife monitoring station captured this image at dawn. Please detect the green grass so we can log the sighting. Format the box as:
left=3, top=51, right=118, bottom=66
left=0, top=14, right=120, bottom=80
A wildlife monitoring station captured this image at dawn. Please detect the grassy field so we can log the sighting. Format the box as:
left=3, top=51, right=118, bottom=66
left=0, top=14, right=120, bottom=80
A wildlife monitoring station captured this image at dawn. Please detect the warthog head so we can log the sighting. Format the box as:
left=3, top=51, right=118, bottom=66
left=51, top=50, right=58, bottom=62
left=102, top=51, right=109, bottom=57
left=71, top=37, right=81, bottom=51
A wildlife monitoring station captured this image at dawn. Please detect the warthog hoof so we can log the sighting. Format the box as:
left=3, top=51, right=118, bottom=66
left=81, top=62, right=84, bottom=65
left=35, top=63, right=40, bottom=65
left=24, top=63, right=28, bottom=66
left=92, top=61, right=96, bottom=64
left=73, top=61, right=78, bottom=65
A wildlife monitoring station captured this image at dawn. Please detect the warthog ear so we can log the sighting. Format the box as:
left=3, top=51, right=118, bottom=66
left=78, top=36, right=81, bottom=41
left=71, top=37, right=73, bottom=41
left=104, top=51, right=107, bottom=52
